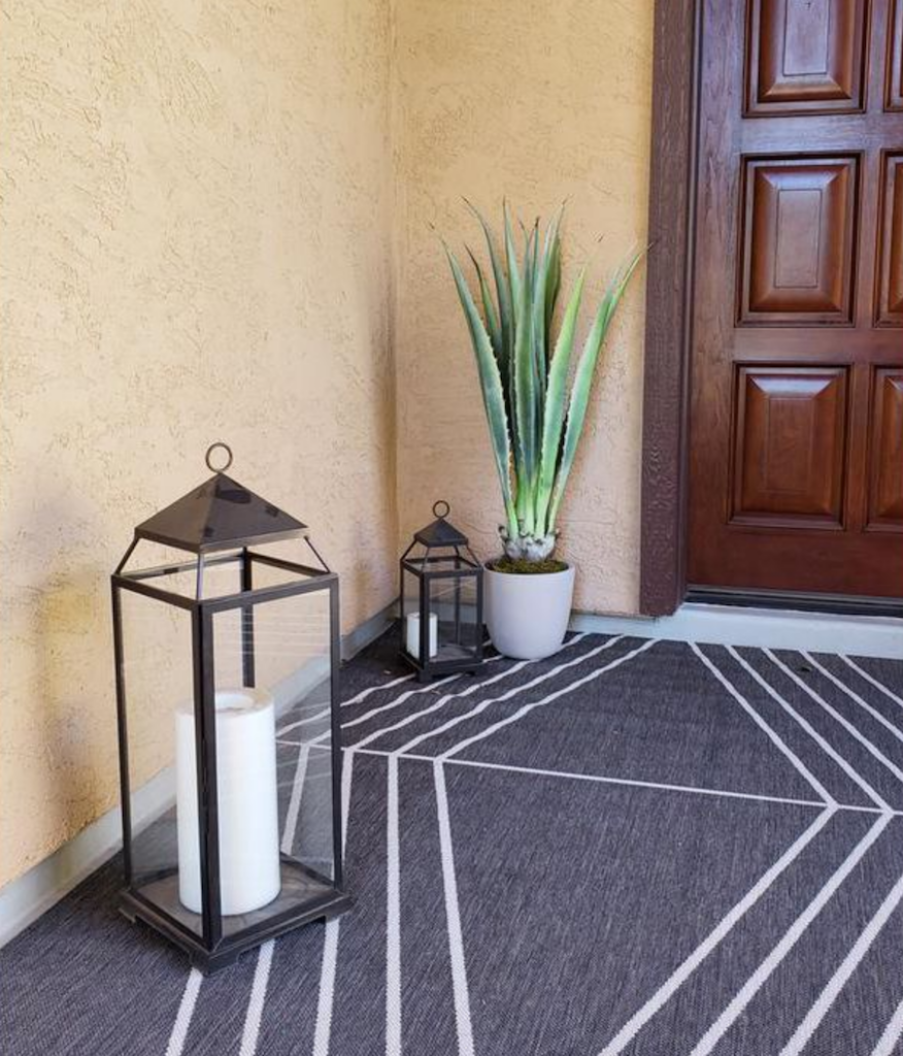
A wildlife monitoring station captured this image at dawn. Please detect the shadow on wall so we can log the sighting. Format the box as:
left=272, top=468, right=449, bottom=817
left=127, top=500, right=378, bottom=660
left=32, top=562, right=116, bottom=860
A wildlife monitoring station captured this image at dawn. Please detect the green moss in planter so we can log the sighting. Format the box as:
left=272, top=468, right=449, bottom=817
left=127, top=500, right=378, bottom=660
left=489, top=556, right=569, bottom=575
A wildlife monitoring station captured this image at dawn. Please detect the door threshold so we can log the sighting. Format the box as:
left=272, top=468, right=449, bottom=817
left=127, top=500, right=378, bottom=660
left=685, top=586, right=903, bottom=620
left=570, top=602, right=903, bottom=660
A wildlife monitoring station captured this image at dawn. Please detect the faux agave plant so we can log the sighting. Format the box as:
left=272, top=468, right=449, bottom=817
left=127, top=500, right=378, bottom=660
left=444, top=202, right=644, bottom=566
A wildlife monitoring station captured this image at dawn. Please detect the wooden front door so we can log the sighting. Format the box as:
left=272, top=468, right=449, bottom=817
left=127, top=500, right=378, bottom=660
left=688, top=0, right=903, bottom=600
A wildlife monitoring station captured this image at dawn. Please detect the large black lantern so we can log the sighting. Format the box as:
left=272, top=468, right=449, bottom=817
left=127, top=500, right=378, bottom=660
left=399, top=501, right=484, bottom=681
left=111, top=444, right=351, bottom=972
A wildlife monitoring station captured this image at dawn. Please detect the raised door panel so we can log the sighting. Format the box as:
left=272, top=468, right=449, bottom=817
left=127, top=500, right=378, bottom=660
left=868, top=369, right=903, bottom=529
left=747, top=0, right=869, bottom=114
left=888, top=0, right=903, bottom=110
left=732, top=366, right=848, bottom=526
left=739, top=157, right=858, bottom=324
left=876, top=152, right=903, bottom=325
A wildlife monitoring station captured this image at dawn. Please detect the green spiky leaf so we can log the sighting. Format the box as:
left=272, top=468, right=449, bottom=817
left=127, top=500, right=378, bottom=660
left=534, top=265, right=586, bottom=534
left=444, top=243, right=519, bottom=539
left=466, top=246, right=501, bottom=362
left=464, top=200, right=513, bottom=395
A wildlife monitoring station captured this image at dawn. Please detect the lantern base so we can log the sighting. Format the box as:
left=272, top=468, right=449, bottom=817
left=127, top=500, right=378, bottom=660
left=119, top=858, right=352, bottom=974
left=399, top=640, right=484, bottom=682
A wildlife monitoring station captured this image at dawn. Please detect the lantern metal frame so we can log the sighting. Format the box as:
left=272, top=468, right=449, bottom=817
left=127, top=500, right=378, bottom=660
left=111, top=446, right=351, bottom=972
left=399, top=501, right=484, bottom=681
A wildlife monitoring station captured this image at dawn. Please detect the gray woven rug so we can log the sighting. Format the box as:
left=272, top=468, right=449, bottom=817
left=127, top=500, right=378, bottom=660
left=3, top=631, right=903, bottom=1056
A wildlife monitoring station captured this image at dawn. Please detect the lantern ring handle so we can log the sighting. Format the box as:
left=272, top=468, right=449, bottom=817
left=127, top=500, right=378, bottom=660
left=205, top=442, right=233, bottom=473
left=432, top=500, right=450, bottom=519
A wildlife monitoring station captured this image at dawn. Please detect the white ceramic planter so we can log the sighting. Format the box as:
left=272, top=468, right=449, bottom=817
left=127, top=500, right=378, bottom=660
left=484, top=563, right=576, bottom=660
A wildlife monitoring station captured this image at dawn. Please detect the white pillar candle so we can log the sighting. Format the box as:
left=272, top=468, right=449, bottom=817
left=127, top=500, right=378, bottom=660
left=175, top=688, right=282, bottom=916
left=405, top=611, right=438, bottom=660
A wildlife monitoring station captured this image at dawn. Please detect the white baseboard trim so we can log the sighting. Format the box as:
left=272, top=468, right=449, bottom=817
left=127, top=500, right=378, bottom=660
left=0, top=601, right=398, bottom=950
left=0, top=765, right=175, bottom=950
left=570, top=602, right=903, bottom=660
left=341, top=601, right=397, bottom=661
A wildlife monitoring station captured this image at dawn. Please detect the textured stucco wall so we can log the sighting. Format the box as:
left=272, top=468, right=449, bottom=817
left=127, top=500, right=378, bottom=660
left=393, top=0, right=653, bottom=615
left=0, top=0, right=396, bottom=887
left=0, top=0, right=655, bottom=891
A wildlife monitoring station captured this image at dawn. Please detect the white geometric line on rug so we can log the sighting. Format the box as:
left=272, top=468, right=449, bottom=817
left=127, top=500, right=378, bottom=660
left=841, top=656, right=903, bottom=712
left=307, top=674, right=460, bottom=745
left=871, top=992, right=903, bottom=1056
left=280, top=639, right=502, bottom=739
left=766, top=649, right=903, bottom=788
left=279, top=673, right=414, bottom=736
left=341, top=672, right=414, bottom=708
left=280, top=743, right=903, bottom=816
left=778, top=850, right=903, bottom=1056
left=693, top=646, right=834, bottom=805
left=596, top=641, right=892, bottom=1056
left=439, top=756, right=833, bottom=811
left=440, top=638, right=655, bottom=761
left=352, top=634, right=588, bottom=750
left=277, top=707, right=331, bottom=737
left=801, top=651, right=903, bottom=745
left=727, top=646, right=891, bottom=812
left=386, top=754, right=402, bottom=1056
left=239, top=733, right=314, bottom=1056
left=281, top=745, right=310, bottom=855
left=595, top=806, right=835, bottom=1056
left=311, top=748, right=355, bottom=1056
left=282, top=653, right=494, bottom=740
left=306, top=660, right=504, bottom=747
left=393, top=635, right=625, bottom=757
left=686, top=813, right=894, bottom=1056
left=351, top=661, right=529, bottom=752
left=163, top=966, right=203, bottom=1056
left=434, top=760, right=475, bottom=1056
left=239, top=940, right=274, bottom=1056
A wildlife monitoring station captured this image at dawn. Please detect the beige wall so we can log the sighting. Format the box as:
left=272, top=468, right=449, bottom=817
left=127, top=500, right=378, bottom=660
left=0, top=0, right=397, bottom=887
left=393, top=0, right=653, bottom=615
left=0, top=0, right=655, bottom=889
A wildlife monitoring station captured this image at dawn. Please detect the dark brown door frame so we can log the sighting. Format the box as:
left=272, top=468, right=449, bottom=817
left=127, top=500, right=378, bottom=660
left=639, top=0, right=701, bottom=616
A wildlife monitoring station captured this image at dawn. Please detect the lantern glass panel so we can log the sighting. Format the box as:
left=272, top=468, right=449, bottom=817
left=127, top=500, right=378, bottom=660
left=121, top=544, right=243, bottom=601
left=207, top=588, right=337, bottom=938
left=118, top=588, right=202, bottom=935
left=400, top=564, right=432, bottom=661
left=429, top=571, right=480, bottom=661
left=247, top=541, right=327, bottom=588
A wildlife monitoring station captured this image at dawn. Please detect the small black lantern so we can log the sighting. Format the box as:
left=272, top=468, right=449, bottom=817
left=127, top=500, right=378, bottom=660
left=111, top=444, right=351, bottom=972
left=399, top=501, right=484, bottom=681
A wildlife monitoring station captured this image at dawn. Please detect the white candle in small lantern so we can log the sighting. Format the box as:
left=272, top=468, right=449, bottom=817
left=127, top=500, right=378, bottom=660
left=175, top=688, right=282, bottom=916
left=405, top=611, right=438, bottom=660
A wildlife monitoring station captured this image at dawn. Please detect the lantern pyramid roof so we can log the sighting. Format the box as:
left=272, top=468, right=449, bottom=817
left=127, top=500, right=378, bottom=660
left=414, top=515, right=469, bottom=548
left=135, top=473, right=308, bottom=553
